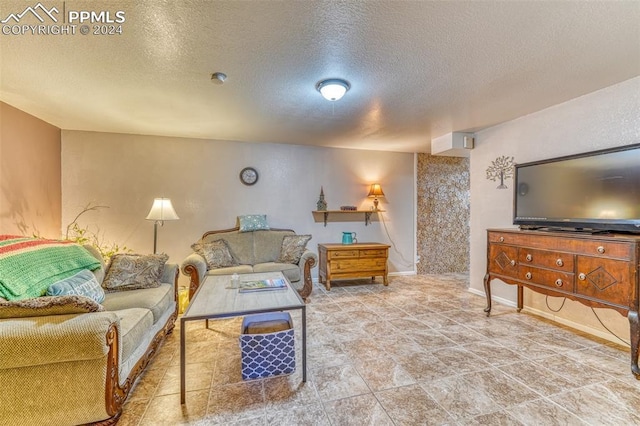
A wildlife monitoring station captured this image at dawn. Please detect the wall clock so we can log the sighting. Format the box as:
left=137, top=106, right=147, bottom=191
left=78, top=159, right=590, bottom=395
left=239, top=167, right=259, bottom=186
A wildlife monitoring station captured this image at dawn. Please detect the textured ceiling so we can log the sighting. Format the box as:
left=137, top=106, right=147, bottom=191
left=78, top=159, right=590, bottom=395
left=1, top=0, right=639, bottom=153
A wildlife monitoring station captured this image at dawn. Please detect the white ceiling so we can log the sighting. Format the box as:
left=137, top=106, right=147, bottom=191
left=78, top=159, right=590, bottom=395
left=1, top=1, right=639, bottom=153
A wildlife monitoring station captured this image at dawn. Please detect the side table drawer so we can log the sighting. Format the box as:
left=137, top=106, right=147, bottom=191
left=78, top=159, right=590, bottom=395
left=518, top=266, right=574, bottom=291
left=330, top=250, right=359, bottom=259
left=359, top=249, right=387, bottom=257
left=331, top=258, right=386, bottom=272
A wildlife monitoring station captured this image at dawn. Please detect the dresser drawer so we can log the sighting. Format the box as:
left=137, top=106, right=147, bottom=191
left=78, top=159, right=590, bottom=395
left=518, top=248, right=574, bottom=272
left=331, top=258, right=386, bottom=272
left=488, top=231, right=633, bottom=260
left=329, top=250, right=359, bottom=259
left=518, top=266, right=574, bottom=292
left=488, top=244, right=518, bottom=277
left=576, top=257, right=633, bottom=306
left=359, top=249, right=387, bottom=257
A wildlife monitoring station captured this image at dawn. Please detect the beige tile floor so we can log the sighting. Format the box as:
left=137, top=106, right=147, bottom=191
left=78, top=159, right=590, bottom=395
left=119, top=274, right=640, bottom=425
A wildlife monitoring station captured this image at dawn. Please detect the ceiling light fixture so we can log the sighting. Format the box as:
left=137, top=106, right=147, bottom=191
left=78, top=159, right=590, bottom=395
left=316, top=78, right=350, bottom=101
left=211, top=72, right=227, bottom=84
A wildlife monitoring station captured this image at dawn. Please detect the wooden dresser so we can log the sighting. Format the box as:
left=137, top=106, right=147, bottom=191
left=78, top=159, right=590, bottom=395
left=318, top=243, right=390, bottom=291
left=484, top=228, right=640, bottom=379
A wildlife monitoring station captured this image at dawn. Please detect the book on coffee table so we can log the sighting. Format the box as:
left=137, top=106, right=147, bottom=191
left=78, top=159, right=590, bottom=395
left=239, top=278, right=287, bottom=292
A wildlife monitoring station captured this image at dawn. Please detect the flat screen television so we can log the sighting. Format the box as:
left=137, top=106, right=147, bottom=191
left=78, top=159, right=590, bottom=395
left=513, top=143, right=640, bottom=233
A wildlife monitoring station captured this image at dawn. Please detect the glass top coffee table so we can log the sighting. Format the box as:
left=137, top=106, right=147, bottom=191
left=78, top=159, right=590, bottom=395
left=180, top=271, right=307, bottom=404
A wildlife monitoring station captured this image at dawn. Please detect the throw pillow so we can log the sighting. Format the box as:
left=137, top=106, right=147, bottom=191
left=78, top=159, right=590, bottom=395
left=277, top=235, right=312, bottom=264
left=102, top=253, right=168, bottom=292
left=46, top=269, right=105, bottom=303
left=238, top=214, right=270, bottom=232
left=191, top=239, right=237, bottom=269
left=0, top=295, right=104, bottom=319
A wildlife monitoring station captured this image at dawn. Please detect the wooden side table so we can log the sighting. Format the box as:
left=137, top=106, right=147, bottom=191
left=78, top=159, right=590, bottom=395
left=317, top=242, right=390, bottom=290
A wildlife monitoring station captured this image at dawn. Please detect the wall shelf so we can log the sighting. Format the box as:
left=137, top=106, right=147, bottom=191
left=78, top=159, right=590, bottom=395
left=312, top=210, right=384, bottom=227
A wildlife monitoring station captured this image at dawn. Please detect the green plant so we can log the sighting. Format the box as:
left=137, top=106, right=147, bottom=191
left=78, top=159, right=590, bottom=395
left=64, top=203, right=130, bottom=262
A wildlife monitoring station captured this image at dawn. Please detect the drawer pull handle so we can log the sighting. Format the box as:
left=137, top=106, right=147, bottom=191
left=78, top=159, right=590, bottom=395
left=525, top=254, right=532, bottom=262
left=510, top=260, right=516, bottom=266
left=525, top=272, right=532, bottom=280
left=597, top=246, right=605, bottom=254
left=555, top=279, right=563, bottom=287
left=578, top=273, right=586, bottom=281
left=499, top=237, right=505, bottom=242
left=556, top=259, right=564, bottom=267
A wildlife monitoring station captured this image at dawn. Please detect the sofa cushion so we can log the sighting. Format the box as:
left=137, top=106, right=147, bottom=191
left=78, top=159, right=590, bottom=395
left=103, top=253, right=168, bottom=292
left=82, top=244, right=106, bottom=284
left=46, top=269, right=105, bottom=303
left=115, top=308, right=154, bottom=367
left=205, top=232, right=254, bottom=265
left=253, top=262, right=301, bottom=283
left=206, top=265, right=254, bottom=276
left=0, top=295, right=104, bottom=319
left=101, top=283, right=173, bottom=325
left=277, top=235, right=312, bottom=264
left=238, top=214, right=269, bottom=232
left=191, top=239, right=237, bottom=269
left=252, top=230, right=293, bottom=264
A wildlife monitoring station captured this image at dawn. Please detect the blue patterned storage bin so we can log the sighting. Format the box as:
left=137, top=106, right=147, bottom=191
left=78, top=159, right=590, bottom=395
left=240, top=312, right=295, bottom=380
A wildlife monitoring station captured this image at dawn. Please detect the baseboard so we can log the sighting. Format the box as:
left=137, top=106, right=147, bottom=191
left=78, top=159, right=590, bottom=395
left=389, top=271, right=417, bottom=277
left=467, top=288, right=629, bottom=347
left=467, top=288, right=517, bottom=308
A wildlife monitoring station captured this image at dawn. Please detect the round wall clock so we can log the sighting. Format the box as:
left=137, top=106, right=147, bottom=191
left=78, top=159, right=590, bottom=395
left=239, top=167, right=259, bottom=186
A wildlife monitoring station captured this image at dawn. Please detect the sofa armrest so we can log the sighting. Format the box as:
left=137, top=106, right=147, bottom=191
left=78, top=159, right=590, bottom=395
left=181, top=253, right=207, bottom=298
left=297, top=249, right=317, bottom=302
left=0, top=312, right=119, bottom=369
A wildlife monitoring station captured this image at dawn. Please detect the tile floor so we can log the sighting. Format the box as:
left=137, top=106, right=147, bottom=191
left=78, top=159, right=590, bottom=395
left=119, top=274, right=640, bottom=425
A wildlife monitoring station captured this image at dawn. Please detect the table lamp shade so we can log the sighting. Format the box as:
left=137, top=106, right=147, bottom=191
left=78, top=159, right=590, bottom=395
left=367, top=184, right=385, bottom=198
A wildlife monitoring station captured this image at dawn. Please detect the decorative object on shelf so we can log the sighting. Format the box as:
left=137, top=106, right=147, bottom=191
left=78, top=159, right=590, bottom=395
left=341, top=232, right=357, bottom=245
left=316, top=187, right=327, bottom=211
left=146, top=198, right=179, bottom=254
left=340, top=206, right=357, bottom=211
left=239, top=167, right=259, bottom=186
left=316, top=78, right=350, bottom=101
left=367, top=183, right=385, bottom=210
left=486, top=155, right=515, bottom=189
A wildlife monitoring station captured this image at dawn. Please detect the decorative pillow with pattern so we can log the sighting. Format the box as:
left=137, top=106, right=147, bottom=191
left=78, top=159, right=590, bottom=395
left=102, top=253, right=168, bottom=292
left=277, top=235, right=312, bottom=264
left=191, top=239, right=237, bottom=269
left=238, top=214, right=270, bottom=232
left=46, top=269, right=105, bottom=303
left=0, top=295, right=104, bottom=319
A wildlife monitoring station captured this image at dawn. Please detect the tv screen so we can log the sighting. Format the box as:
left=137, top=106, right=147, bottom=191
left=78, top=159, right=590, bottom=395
left=514, top=143, right=640, bottom=233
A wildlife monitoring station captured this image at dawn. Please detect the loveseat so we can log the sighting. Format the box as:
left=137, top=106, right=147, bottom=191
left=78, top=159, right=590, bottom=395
left=0, top=238, right=178, bottom=425
left=181, top=226, right=317, bottom=301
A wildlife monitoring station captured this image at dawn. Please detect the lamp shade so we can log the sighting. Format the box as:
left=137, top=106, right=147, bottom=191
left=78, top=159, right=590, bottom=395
left=146, top=198, right=179, bottom=221
left=367, top=183, right=385, bottom=198
left=316, top=79, right=350, bottom=101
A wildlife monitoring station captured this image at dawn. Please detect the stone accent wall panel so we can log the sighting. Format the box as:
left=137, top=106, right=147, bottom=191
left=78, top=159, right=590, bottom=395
left=416, top=154, right=470, bottom=274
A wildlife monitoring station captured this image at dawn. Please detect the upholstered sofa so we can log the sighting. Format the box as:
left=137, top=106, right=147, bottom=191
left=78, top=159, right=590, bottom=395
left=181, top=227, right=317, bottom=301
left=0, top=242, right=178, bottom=425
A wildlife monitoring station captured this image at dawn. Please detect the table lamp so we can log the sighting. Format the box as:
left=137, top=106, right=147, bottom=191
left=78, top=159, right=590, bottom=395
left=367, top=183, right=385, bottom=210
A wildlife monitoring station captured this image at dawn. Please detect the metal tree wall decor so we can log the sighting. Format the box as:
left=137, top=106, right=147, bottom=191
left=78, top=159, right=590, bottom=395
left=486, top=155, right=515, bottom=189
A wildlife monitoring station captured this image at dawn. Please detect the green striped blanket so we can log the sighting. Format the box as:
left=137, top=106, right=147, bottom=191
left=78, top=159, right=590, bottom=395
left=0, top=235, right=102, bottom=301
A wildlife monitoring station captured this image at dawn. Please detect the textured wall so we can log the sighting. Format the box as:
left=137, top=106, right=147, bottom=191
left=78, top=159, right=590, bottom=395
left=62, top=131, right=416, bottom=285
left=416, top=154, right=470, bottom=274
left=0, top=103, right=61, bottom=237
left=470, top=76, right=640, bottom=340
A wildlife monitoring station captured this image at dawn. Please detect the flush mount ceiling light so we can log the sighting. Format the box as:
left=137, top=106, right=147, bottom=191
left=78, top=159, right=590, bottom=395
left=211, top=72, right=227, bottom=85
left=316, top=78, right=350, bottom=101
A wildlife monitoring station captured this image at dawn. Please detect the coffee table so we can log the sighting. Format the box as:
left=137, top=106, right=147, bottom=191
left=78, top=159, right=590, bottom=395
left=180, top=271, right=306, bottom=404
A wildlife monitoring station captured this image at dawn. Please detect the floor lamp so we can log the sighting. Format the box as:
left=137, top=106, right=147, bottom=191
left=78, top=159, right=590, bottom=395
left=146, top=198, right=179, bottom=254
